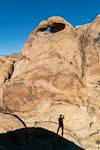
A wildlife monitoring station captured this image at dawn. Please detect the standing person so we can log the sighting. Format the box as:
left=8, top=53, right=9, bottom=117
left=57, top=114, right=64, bottom=137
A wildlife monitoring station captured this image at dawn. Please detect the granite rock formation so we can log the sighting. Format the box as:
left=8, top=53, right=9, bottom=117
left=0, top=15, right=100, bottom=149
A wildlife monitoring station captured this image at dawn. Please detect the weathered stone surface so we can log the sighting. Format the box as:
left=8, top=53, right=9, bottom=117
left=0, top=60, right=14, bottom=84
left=0, top=55, right=19, bottom=85
left=0, top=16, right=100, bottom=149
left=0, top=113, right=24, bottom=133
left=0, top=55, right=19, bottom=63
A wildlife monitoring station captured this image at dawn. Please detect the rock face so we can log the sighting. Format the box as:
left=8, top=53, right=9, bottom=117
left=0, top=112, right=25, bottom=133
left=0, top=16, right=100, bottom=149
left=0, top=55, right=19, bottom=84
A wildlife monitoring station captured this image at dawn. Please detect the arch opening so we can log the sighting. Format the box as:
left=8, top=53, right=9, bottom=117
left=50, top=23, right=65, bottom=33
left=38, top=23, right=65, bottom=33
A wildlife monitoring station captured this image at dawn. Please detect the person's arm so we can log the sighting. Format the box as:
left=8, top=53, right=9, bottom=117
left=62, top=115, right=64, bottom=119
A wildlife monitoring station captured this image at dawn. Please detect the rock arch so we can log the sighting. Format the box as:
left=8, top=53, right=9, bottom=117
left=37, top=16, right=70, bottom=33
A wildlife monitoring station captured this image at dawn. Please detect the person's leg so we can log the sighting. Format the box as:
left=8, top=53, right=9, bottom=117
left=57, top=126, right=60, bottom=134
left=61, top=125, right=64, bottom=137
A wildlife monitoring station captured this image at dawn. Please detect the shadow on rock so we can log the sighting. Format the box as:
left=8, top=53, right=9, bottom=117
left=0, top=127, right=84, bottom=150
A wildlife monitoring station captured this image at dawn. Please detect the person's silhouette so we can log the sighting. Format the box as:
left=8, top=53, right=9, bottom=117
left=57, top=114, right=64, bottom=137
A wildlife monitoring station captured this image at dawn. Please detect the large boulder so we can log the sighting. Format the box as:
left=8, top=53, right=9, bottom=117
left=0, top=16, right=100, bottom=149
left=0, top=61, right=14, bottom=84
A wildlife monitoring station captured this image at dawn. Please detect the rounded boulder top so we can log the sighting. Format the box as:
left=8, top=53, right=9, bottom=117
left=38, top=20, right=48, bottom=28
left=37, top=16, right=73, bottom=31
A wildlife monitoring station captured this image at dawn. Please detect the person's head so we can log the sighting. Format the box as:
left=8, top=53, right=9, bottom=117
left=60, top=114, right=62, bottom=118
left=60, top=113, right=64, bottom=118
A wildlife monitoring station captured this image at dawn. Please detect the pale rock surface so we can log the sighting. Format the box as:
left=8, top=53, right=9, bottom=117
left=0, top=113, right=24, bottom=133
left=0, top=61, right=14, bottom=84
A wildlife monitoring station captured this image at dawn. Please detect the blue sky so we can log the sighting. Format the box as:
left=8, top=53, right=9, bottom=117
left=0, top=0, right=100, bottom=55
